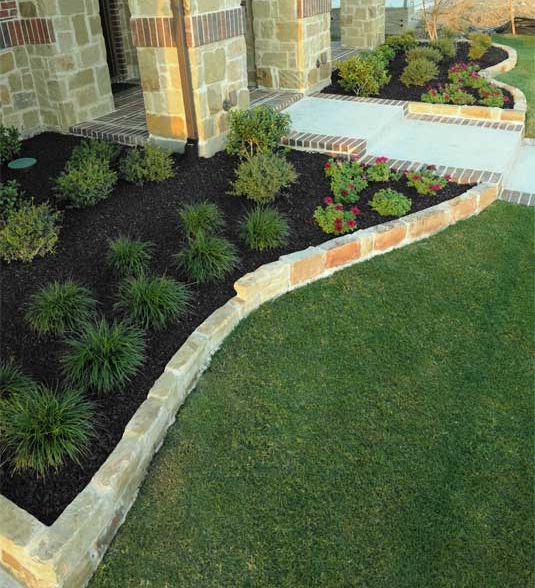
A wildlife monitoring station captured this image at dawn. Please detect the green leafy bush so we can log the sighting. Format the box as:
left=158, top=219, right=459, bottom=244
left=430, top=37, right=457, bottom=58
left=313, top=202, right=360, bottom=235
left=179, top=201, right=225, bottom=240
left=385, top=32, right=418, bottom=52
left=114, top=275, right=190, bottom=330
left=0, top=363, right=36, bottom=399
left=478, top=84, right=506, bottom=107
left=226, top=106, right=291, bottom=159
left=106, top=237, right=155, bottom=278
left=0, top=180, right=26, bottom=222
left=337, top=52, right=391, bottom=97
left=239, top=206, right=289, bottom=251
left=120, top=143, right=175, bottom=185
left=448, top=62, right=483, bottom=87
left=175, top=232, right=239, bottom=283
left=406, top=46, right=443, bottom=64
left=0, top=125, right=21, bottom=163
left=69, top=139, right=122, bottom=168
left=374, top=44, right=396, bottom=62
left=229, top=152, right=297, bottom=204
left=0, top=386, right=94, bottom=477
left=0, top=202, right=61, bottom=263
left=369, top=188, right=411, bottom=217
left=62, top=319, right=146, bottom=395
left=400, top=57, right=438, bottom=86
left=324, top=157, right=368, bottom=204
left=468, top=33, right=492, bottom=60
left=405, top=167, right=448, bottom=196
left=55, top=158, right=117, bottom=207
left=25, top=280, right=97, bottom=336
left=421, top=83, right=476, bottom=105
left=365, top=156, right=394, bottom=182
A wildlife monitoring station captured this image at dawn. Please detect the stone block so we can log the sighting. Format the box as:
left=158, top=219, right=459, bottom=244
left=320, top=234, right=361, bottom=269
left=406, top=205, right=451, bottom=239
left=234, top=260, right=291, bottom=302
left=148, top=370, right=188, bottom=415
left=447, top=191, right=477, bottom=221
left=194, top=300, right=243, bottom=352
left=203, top=48, right=226, bottom=84
left=500, top=109, right=525, bottom=122
left=165, top=331, right=211, bottom=388
left=477, top=184, right=498, bottom=210
left=58, top=0, right=85, bottom=15
left=146, top=113, right=187, bottom=139
left=13, top=92, right=37, bottom=110
left=374, top=221, right=406, bottom=251
left=459, top=105, right=495, bottom=120
left=280, top=247, right=326, bottom=286
left=0, top=52, right=15, bottom=75
left=73, top=14, right=89, bottom=45
left=68, top=68, right=95, bottom=91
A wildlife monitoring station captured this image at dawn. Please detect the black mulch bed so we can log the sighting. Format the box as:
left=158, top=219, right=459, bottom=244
left=1, top=133, right=475, bottom=525
left=323, top=41, right=514, bottom=107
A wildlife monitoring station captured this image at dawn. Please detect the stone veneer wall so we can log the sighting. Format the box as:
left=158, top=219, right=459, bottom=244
left=341, top=0, right=385, bottom=49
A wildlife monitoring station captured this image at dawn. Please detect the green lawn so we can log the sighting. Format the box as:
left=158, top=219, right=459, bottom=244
left=91, top=202, right=535, bottom=588
left=493, top=34, right=535, bottom=137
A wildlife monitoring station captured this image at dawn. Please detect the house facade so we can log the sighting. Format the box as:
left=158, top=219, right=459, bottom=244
left=0, top=0, right=385, bottom=157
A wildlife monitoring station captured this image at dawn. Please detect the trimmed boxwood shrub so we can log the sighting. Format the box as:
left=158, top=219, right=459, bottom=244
left=337, top=52, right=391, bottom=97
left=400, top=58, right=438, bottom=87
left=369, top=188, right=412, bottom=217
left=55, top=158, right=117, bottom=207
left=120, top=143, right=175, bottom=185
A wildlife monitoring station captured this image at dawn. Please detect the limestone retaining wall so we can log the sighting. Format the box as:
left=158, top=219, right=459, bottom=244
left=0, top=180, right=501, bottom=588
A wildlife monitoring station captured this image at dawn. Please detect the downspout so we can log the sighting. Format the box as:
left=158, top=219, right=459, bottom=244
left=170, top=0, right=198, bottom=142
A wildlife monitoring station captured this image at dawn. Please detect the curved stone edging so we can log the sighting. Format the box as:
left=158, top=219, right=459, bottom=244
left=407, top=43, right=527, bottom=124
left=0, top=181, right=501, bottom=588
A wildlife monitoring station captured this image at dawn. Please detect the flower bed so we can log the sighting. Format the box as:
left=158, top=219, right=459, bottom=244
left=0, top=130, right=479, bottom=526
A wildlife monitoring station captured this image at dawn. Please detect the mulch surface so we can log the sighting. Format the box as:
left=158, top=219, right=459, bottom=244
left=1, top=133, right=474, bottom=524
left=323, top=42, right=514, bottom=107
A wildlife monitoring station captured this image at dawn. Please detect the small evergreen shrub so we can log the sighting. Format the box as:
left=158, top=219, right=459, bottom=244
left=369, top=188, right=411, bottom=217
left=400, top=58, right=438, bottom=86
left=229, top=152, right=298, bottom=204
left=0, top=202, right=61, bottom=263
left=25, top=280, right=97, bottom=336
left=106, top=237, right=155, bottom=278
left=468, top=33, right=492, bottom=60
left=313, top=201, right=360, bottom=235
left=0, top=125, right=21, bottom=163
left=175, top=232, right=239, bottom=283
left=239, top=206, right=289, bottom=251
left=385, top=32, right=418, bottom=52
left=179, top=201, right=225, bottom=240
left=324, top=157, right=368, bottom=204
left=337, top=52, right=391, bottom=97
left=114, top=275, right=190, bottom=330
left=69, top=139, right=122, bottom=168
left=120, top=143, right=175, bottom=185
left=374, top=44, right=396, bottom=62
left=0, top=386, right=94, bottom=477
left=226, top=106, right=291, bottom=159
left=0, top=180, right=25, bottom=222
left=406, top=46, right=443, bottom=64
left=430, top=37, right=457, bottom=59
left=0, top=363, right=36, bottom=398
left=62, top=319, right=146, bottom=395
left=55, top=158, right=117, bottom=207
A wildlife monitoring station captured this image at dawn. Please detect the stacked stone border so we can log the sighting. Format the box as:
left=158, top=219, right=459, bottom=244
left=0, top=178, right=501, bottom=588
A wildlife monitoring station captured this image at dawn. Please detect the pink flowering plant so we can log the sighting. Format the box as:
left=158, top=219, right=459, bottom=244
left=405, top=166, right=448, bottom=196
left=313, top=202, right=361, bottom=235
left=324, top=157, right=368, bottom=204
left=478, top=85, right=507, bottom=107
left=422, top=83, right=476, bottom=105
left=365, top=156, right=394, bottom=182
left=448, top=63, right=484, bottom=87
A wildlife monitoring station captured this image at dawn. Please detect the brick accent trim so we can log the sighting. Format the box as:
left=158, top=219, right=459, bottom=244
left=185, top=8, right=244, bottom=48
left=0, top=0, right=17, bottom=21
left=281, top=131, right=367, bottom=157
left=500, top=189, right=534, bottom=207
left=300, top=0, right=331, bottom=18
left=405, top=113, right=523, bottom=132
left=310, top=91, right=410, bottom=113
left=0, top=17, right=54, bottom=48
left=130, top=17, right=175, bottom=47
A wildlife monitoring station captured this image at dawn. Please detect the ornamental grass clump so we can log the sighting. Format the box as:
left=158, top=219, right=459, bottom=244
left=324, top=157, right=368, bottom=204
left=406, top=46, right=443, bottom=64
left=0, top=363, right=36, bottom=398
left=468, top=32, right=492, bottom=60
left=106, top=237, right=155, bottom=278
left=25, top=280, right=97, bottom=336
left=240, top=206, right=289, bottom=252
left=0, top=386, right=94, bottom=477
left=114, top=275, right=190, bottom=330
left=405, top=166, right=449, bottom=196
left=62, top=319, right=146, bottom=395
left=337, top=52, right=391, bottom=97
left=179, top=201, right=226, bottom=240
left=174, top=232, right=239, bottom=284
left=369, top=188, right=411, bottom=217
left=400, top=57, right=438, bottom=87
left=313, top=200, right=361, bottom=235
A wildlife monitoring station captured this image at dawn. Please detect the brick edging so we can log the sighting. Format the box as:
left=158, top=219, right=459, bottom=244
left=0, top=182, right=501, bottom=588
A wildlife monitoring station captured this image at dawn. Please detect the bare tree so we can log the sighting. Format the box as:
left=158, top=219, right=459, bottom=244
left=420, top=0, right=455, bottom=40
left=509, top=0, right=516, bottom=34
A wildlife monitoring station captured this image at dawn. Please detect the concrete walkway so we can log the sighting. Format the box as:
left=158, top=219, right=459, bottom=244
left=283, top=95, right=534, bottom=204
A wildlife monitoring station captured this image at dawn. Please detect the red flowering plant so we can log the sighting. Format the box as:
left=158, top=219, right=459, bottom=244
left=313, top=202, right=361, bottom=235
left=365, top=156, right=394, bottom=182
left=448, top=62, right=483, bottom=87
left=478, top=84, right=506, bottom=107
left=405, top=165, right=449, bottom=196
left=324, top=157, right=367, bottom=204
left=422, top=83, right=476, bottom=105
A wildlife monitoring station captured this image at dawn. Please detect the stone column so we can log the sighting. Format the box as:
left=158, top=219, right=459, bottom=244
left=253, top=0, right=331, bottom=93
left=340, top=0, right=385, bottom=49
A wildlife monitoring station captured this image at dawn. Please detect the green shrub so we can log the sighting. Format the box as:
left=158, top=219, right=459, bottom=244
left=370, top=188, right=411, bottom=217
left=25, top=280, right=97, bottom=336
left=229, top=152, right=297, bottom=204
left=478, top=84, right=506, bottom=107
left=114, top=275, right=190, bottom=330
left=179, top=201, right=225, bottom=240
left=175, top=232, right=239, bottom=283
left=406, top=46, right=443, bottom=64
left=0, top=202, right=61, bottom=263
left=400, top=57, right=438, bottom=86
left=468, top=33, right=492, bottom=60
left=337, top=52, right=391, bottom=97
left=365, top=156, right=394, bottom=182
left=239, top=206, right=289, bottom=251
left=406, top=168, right=448, bottom=196
left=106, top=237, right=155, bottom=278
left=313, top=202, right=359, bottom=235
left=421, top=83, right=476, bottom=105
left=55, top=158, right=117, bottom=207
left=226, top=106, right=291, bottom=159
left=0, top=386, right=94, bottom=477
left=385, top=32, right=418, bottom=52
left=430, top=37, right=457, bottom=58
left=374, top=44, right=396, bottom=62
left=62, top=319, right=146, bottom=395
left=0, top=180, right=25, bottom=222
left=120, top=143, right=175, bottom=185
left=69, top=139, right=122, bottom=168
left=0, top=363, right=36, bottom=399
left=0, top=125, right=21, bottom=163
left=324, top=157, right=368, bottom=204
